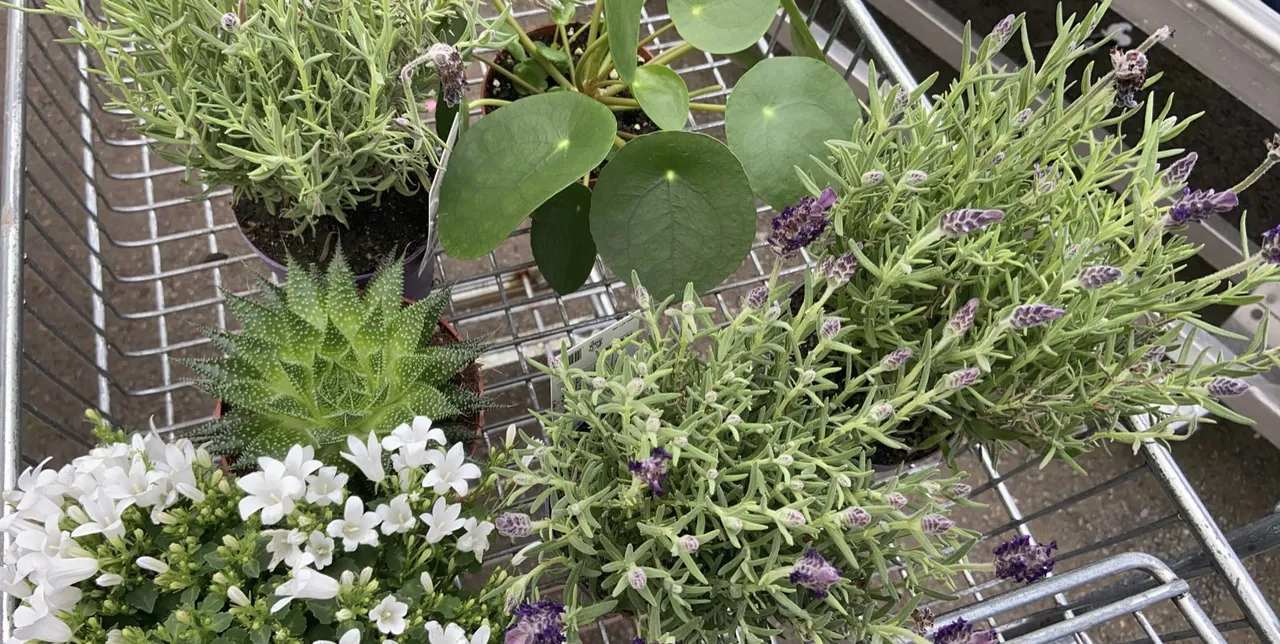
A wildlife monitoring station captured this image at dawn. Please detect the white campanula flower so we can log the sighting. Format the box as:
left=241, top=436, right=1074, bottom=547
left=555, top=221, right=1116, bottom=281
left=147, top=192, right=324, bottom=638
left=95, top=573, right=123, bottom=587
left=1, top=566, right=33, bottom=599
left=305, top=466, right=348, bottom=507
left=271, top=566, right=339, bottom=613
left=236, top=456, right=304, bottom=525
left=392, top=443, right=433, bottom=472
left=70, top=492, right=129, bottom=540
left=102, top=456, right=169, bottom=508
left=12, top=588, right=73, bottom=643
left=383, top=416, right=446, bottom=453
left=160, top=442, right=205, bottom=504
left=306, top=531, right=336, bottom=570
left=422, top=443, right=482, bottom=496
left=136, top=556, right=170, bottom=575
left=282, top=444, right=323, bottom=481
left=315, top=629, right=362, bottom=644
left=455, top=518, right=494, bottom=562
left=376, top=494, right=416, bottom=535
left=419, top=497, right=466, bottom=544
left=420, top=571, right=435, bottom=593
left=263, top=528, right=312, bottom=570
left=2, top=458, right=68, bottom=528
left=340, top=432, right=386, bottom=484
left=369, top=594, right=409, bottom=634
left=327, top=496, right=381, bottom=551
left=427, top=621, right=491, bottom=644
left=227, top=585, right=251, bottom=607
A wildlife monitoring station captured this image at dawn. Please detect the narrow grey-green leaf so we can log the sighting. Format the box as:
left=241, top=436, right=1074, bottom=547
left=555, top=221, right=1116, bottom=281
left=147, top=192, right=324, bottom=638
left=726, top=56, right=860, bottom=208
left=439, top=92, right=616, bottom=259
left=632, top=66, right=689, bottom=131
left=668, top=0, right=779, bottom=54
left=605, top=0, right=645, bottom=85
left=531, top=182, right=597, bottom=295
left=590, top=131, right=755, bottom=299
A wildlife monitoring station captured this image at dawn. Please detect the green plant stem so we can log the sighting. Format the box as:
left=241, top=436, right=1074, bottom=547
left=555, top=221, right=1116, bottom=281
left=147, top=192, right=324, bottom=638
left=614, top=134, right=627, bottom=149
left=493, top=0, right=576, bottom=90
left=586, top=0, right=603, bottom=49
left=688, top=84, right=724, bottom=99
left=560, top=23, right=578, bottom=87
left=637, top=21, right=677, bottom=49
left=577, top=26, right=614, bottom=85
left=1230, top=157, right=1278, bottom=195
left=599, top=96, right=725, bottom=113
left=473, top=52, right=545, bottom=95
left=690, top=102, right=726, bottom=113
left=470, top=98, right=511, bottom=108
left=645, top=42, right=695, bottom=68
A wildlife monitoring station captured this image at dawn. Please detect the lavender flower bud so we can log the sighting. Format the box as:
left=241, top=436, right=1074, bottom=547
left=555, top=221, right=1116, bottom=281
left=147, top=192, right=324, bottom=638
left=903, top=170, right=928, bottom=185
left=634, top=286, right=650, bottom=308
left=992, top=151, right=1006, bottom=166
left=1013, top=108, right=1033, bottom=128
left=820, top=318, right=841, bottom=340
left=886, top=493, right=908, bottom=509
left=1266, top=133, right=1280, bottom=163
left=880, top=347, right=913, bottom=370
left=592, top=377, right=607, bottom=389
left=789, top=548, right=842, bottom=598
left=892, top=87, right=910, bottom=114
left=495, top=512, right=533, bottom=538
left=704, top=391, right=718, bottom=404
left=1161, top=152, right=1198, bottom=186
left=644, top=417, right=660, bottom=432
left=947, top=298, right=980, bottom=336
left=798, top=370, right=816, bottom=385
left=627, top=567, right=647, bottom=590
left=788, top=480, right=804, bottom=491
left=1166, top=188, right=1238, bottom=226
left=1034, top=162, right=1057, bottom=194
left=921, top=514, right=955, bottom=535
left=628, top=448, right=672, bottom=495
left=950, top=483, right=973, bottom=498
left=706, top=468, right=719, bottom=480
left=744, top=285, right=769, bottom=309
left=766, top=303, right=781, bottom=320
left=940, top=209, right=1005, bottom=237
left=768, top=188, right=837, bottom=255
left=818, top=252, right=859, bottom=287
left=1077, top=265, right=1123, bottom=289
left=220, top=12, right=240, bottom=30
left=627, top=378, right=645, bottom=396
left=869, top=402, right=894, bottom=422
left=990, top=14, right=1014, bottom=47
left=681, top=300, right=696, bottom=315
left=840, top=507, right=872, bottom=529
left=947, top=367, right=981, bottom=390
left=993, top=535, right=1057, bottom=583
left=724, top=516, right=742, bottom=532
left=1010, top=303, right=1066, bottom=329
left=933, top=618, right=997, bottom=644
left=1145, top=345, right=1167, bottom=362
left=1262, top=225, right=1280, bottom=264
left=836, top=473, right=851, bottom=487
left=779, top=508, right=807, bottom=526
left=679, top=535, right=700, bottom=553
left=725, top=414, right=742, bottom=426
left=775, top=454, right=794, bottom=467
left=1207, top=376, right=1250, bottom=398
left=673, top=436, right=688, bottom=447
left=862, top=170, right=885, bottom=185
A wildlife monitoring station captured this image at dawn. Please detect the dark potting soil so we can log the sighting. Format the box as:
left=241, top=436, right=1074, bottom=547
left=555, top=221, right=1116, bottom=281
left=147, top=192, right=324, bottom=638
left=482, top=23, right=660, bottom=177
left=233, top=186, right=432, bottom=276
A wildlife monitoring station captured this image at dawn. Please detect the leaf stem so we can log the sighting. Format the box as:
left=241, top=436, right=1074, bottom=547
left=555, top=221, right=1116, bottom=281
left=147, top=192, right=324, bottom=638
left=493, top=0, right=576, bottom=90
left=644, top=42, right=695, bottom=68
left=688, top=84, right=724, bottom=99
left=689, top=102, right=726, bottom=113
left=473, top=53, right=545, bottom=96
left=469, top=98, right=511, bottom=108
left=637, top=21, right=678, bottom=49
left=561, top=23, right=577, bottom=87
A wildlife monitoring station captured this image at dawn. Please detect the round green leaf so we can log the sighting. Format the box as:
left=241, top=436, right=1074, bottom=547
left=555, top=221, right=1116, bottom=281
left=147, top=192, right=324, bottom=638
left=632, top=66, right=690, bottom=131
left=605, top=0, right=645, bottom=85
left=591, top=131, right=755, bottom=299
left=668, top=0, right=779, bottom=54
left=439, top=92, right=615, bottom=259
left=726, top=56, right=860, bottom=209
left=531, top=183, right=597, bottom=295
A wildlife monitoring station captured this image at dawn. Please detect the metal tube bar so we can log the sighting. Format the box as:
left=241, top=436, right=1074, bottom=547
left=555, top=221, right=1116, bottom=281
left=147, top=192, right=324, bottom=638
left=0, top=1, right=28, bottom=637
left=836, top=0, right=925, bottom=102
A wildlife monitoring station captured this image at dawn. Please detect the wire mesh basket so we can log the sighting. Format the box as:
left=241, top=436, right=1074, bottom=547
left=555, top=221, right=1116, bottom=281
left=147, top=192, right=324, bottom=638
left=2, top=0, right=1279, bottom=641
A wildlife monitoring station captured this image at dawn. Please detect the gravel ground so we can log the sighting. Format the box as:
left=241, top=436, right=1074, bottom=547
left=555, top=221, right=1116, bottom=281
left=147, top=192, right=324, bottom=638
left=2, top=1, right=1278, bottom=642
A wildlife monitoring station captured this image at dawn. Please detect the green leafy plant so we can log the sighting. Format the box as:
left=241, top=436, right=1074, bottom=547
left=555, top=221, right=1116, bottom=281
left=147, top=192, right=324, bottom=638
left=492, top=280, right=980, bottom=642
left=24, top=0, right=501, bottom=233
left=189, top=253, right=493, bottom=465
left=438, top=0, right=859, bottom=299
left=787, top=2, right=1280, bottom=467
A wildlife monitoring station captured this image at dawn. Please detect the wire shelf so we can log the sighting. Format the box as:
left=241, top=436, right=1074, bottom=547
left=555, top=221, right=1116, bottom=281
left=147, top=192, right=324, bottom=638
left=1, top=0, right=1279, bottom=641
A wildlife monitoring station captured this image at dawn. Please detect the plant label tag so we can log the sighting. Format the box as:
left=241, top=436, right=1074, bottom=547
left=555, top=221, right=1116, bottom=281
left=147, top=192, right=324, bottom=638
left=549, top=314, right=643, bottom=410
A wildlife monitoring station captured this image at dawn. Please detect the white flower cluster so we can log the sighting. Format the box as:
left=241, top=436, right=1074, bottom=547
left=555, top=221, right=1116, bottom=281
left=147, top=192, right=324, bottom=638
left=0, top=432, right=211, bottom=643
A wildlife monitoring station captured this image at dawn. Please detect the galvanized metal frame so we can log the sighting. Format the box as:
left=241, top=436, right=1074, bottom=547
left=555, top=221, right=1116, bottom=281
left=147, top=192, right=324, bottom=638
left=1, top=0, right=1278, bottom=641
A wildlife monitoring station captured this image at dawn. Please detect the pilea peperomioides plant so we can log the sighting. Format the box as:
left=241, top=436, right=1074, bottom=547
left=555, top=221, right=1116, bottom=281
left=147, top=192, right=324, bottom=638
left=188, top=253, right=492, bottom=465
left=492, top=280, right=980, bottom=643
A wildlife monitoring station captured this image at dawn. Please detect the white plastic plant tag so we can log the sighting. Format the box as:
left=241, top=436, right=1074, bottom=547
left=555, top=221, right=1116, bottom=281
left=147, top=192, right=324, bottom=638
left=549, top=314, right=642, bottom=410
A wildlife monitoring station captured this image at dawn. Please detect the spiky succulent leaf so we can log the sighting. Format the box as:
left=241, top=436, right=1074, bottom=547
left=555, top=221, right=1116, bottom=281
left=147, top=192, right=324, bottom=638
left=189, top=252, right=489, bottom=465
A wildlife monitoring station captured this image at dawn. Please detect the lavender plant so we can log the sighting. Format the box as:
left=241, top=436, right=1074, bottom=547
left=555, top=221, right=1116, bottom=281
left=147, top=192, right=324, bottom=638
left=784, top=1, right=1280, bottom=467
left=493, top=281, right=981, bottom=643
left=23, top=0, right=500, bottom=232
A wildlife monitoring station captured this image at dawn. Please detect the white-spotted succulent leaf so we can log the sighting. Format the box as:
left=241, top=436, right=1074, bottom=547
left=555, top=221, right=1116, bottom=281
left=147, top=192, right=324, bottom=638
left=188, top=252, right=491, bottom=464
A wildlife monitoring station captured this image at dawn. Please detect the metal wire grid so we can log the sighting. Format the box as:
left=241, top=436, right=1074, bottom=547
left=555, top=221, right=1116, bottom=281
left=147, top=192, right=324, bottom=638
left=2, top=0, right=1279, bottom=641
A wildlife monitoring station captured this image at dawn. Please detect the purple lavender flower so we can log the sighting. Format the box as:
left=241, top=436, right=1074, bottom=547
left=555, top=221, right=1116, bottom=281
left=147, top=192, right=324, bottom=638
left=744, top=285, right=769, bottom=309
left=933, top=618, right=999, bottom=644
left=1078, top=265, right=1123, bottom=289
left=886, top=492, right=908, bottom=509
left=821, top=318, right=841, bottom=340
left=921, top=514, right=955, bottom=535
left=819, top=252, right=859, bottom=287
left=880, top=347, right=914, bottom=370
left=628, top=447, right=672, bottom=495
left=789, top=548, right=843, bottom=598
left=950, top=483, right=972, bottom=499
left=862, top=170, right=885, bottom=185
left=634, top=285, right=649, bottom=308
left=1110, top=48, right=1149, bottom=109
left=869, top=402, right=894, bottom=422
left=947, top=367, right=981, bottom=390
left=947, top=298, right=981, bottom=335
left=1267, top=133, right=1280, bottom=163
left=940, top=209, right=1005, bottom=237
left=768, top=188, right=838, bottom=255
left=1145, top=345, right=1167, bottom=362
left=1262, top=225, right=1280, bottom=264
left=1161, top=152, right=1198, bottom=186
left=904, top=170, right=929, bottom=185
left=841, top=507, right=872, bottom=529
left=1010, top=304, right=1066, bottom=330
left=1033, top=162, right=1057, bottom=194
left=990, top=14, right=1014, bottom=47
left=506, top=600, right=566, bottom=644
left=1167, top=188, right=1239, bottom=226
left=1207, top=376, right=1250, bottom=398
left=993, top=534, right=1057, bottom=583
left=1012, top=108, right=1032, bottom=128
left=627, top=567, right=647, bottom=590
left=495, top=512, right=533, bottom=538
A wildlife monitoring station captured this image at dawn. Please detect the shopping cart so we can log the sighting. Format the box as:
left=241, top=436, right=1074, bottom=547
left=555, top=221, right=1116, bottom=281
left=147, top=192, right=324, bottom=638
left=2, top=0, right=1279, bottom=641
